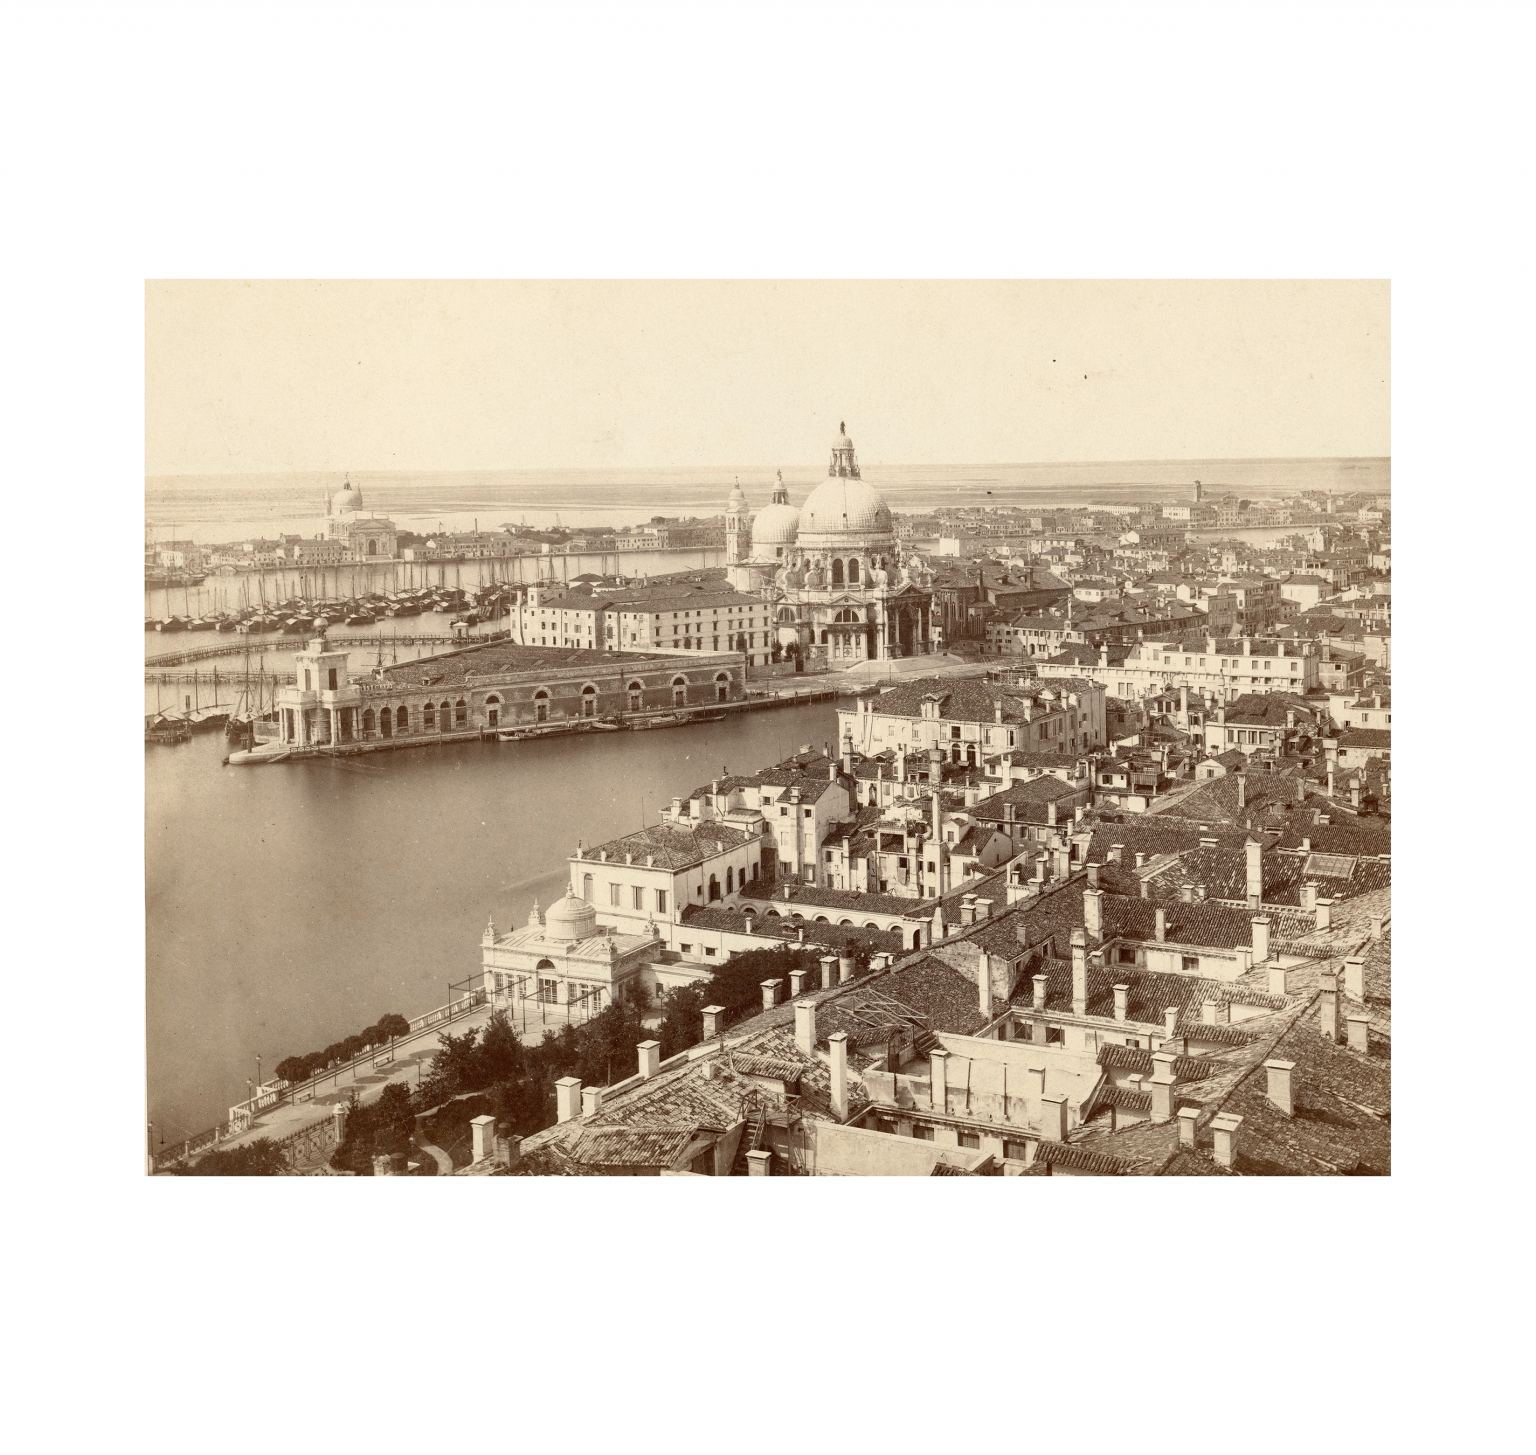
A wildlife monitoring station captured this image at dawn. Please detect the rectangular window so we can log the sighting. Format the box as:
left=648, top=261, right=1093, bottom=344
left=632, top=886, right=644, bottom=910
left=609, top=883, right=621, bottom=905
left=704, top=946, right=717, bottom=957
left=1004, top=1140, right=1030, bottom=1161
left=656, top=889, right=667, bottom=914
left=957, top=1131, right=980, bottom=1150
left=327, top=668, right=338, bottom=690
left=1182, top=955, right=1199, bottom=973
left=679, top=943, right=692, bottom=954
left=913, top=1124, right=935, bottom=1141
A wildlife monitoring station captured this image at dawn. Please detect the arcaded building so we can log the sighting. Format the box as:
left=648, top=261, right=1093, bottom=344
left=725, top=424, right=938, bottom=664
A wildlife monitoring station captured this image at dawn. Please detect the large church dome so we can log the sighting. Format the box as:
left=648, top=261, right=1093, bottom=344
left=799, top=475, right=892, bottom=539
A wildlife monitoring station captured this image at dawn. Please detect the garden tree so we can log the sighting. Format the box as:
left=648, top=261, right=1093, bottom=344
left=701, top=944, right=822, bottom=1018
left=376, top=1013, right=411, bottom=1040
left=418, top=1024, right=485, bottom=1105
left=479, top=1010, right=526, bottom=1085
left=178, top=1139, right=288, bottom=1176
left=274, top=1056, right=309, bottom=1084
left=575, top=1000, right=652, bottom=1088
left=488, top=1074, right=548, bottom=1140
left=331, top=1082, right=417, bottom=1175
left=658, top=985, right=705, bottom=1059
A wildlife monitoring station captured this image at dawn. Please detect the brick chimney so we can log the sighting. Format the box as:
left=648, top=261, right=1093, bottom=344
left=1315, top=897, right=1332, bottom=931
left=977, top=950, right=992, bottom=1014
left=795, top=1000, right=818, bottom=1055
left=471, top=1115, right=497, bottom=1163
left=1070, top=929, right=1089, bottom=1015
left=1251, top=914, right=1271, bottom=963
left=1346, top=1014, right=1370, bottom=1055
left=581, top=1087, right=604, bottom=1120
left=1041, top=1092, right=1069, bottom=1142
left=1032, top=973, right=1048, bottom=1010
left=746, top=1149, right=772, bottom=1176
left=1163, top=1005, right=1179, bottom=1040
left=1149, top=1052, right=1177, bottom=1122
left=1155, top=906, right=1166, bottom=942
left=637, top=1040, right=661, bottom=1078
left=555, top=1076, right=582, bottom=1123
left=1210, top=1113, right=1242, bottom=1169
left=1084, top=887, right=1103, bottom=940
left=1320, top=970, right=1339, bottom=1041
left=1370, top=912, right=1385, bottom=940
left=829, top=1031, right=850, bottom=1119
left=761, top=978, right=781, bottom=1011
left=1113, top=984, right=1129, bottom=1021
left=1343, top=955, right=1366, bottom=1002
left=1176, top=1105, right=1199, bottom=1148
left=1268, top=961, right=1289, bottom=997
left=1264, top=1059, right=1295, bottom=1116
left=1245, top=837, right=1263, bottom=908
left=820, top=955, right=838, bottom=989
left=788, top=968, right=808, bottom=997
left=701, top=1004, right=725, bottom=1039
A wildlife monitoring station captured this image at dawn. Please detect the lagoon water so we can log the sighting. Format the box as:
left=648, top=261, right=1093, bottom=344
left=147, top=457, right=1390, bottom=544
left=146, top=700, right=840, bottom=1142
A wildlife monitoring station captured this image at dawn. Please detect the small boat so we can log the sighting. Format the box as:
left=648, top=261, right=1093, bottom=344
left=215, top=617, right=239, bottom=632
left=146, top=715, right=192, bottom=745
left=188, top=617, right=217, bottom=632
left=282, top=617, right=309, bottom=635
left=155, top=617, right=187, bottom=633
left=344, top=611, right=375, bottom=625
left=629, top=711, right=727, bottom=730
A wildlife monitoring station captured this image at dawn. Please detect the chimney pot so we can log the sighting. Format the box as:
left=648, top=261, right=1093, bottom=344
left=1176, top=1105, right=1199, bottom=1147
left=1210, top=1112, right=1243, bottom=1169
left=637, top=1040, right=661, bottom=1079
left=1032, top=973, right=1048, bottom=1011
left=1264, top=1058, right=1296, bottom=1116
left=1343, top=955, right=1366, bottom=1002
left=819, top=955, right=838, bottom=989
left=580, top=1087, right=604, bottom=1120
left=701, top=1004, right=726, bottom=1039
left=554, top=1076, right=582, bottom=1123
left=1320, top=970, right=1339, bottom=1041
left=795, top=1000, right=818, bottom=1055
left=761, top=978, right=782, bottom=1010
left=1162, top=1005, right=1179, bottom=1040
left=1113, top=983, right=1130, bottom=1022
left=1154, top=906, right=1166, bottom=941
left=829, top=1031, right=850, bottom=1119
left=1346, top=1014, right=1370, bottom=1055
left=1149, top=1052, right=1177, bottom=1122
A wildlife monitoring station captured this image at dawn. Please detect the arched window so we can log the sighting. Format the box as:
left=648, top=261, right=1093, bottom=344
left=764, top=908, right=779, bottom=917
left=581, top=684, right=597, bottom=718
left=820, top=629, right=828, bottom=645
left=839, top=919, right=853, bottom=927
left=379, top=706, right=393, bottom=738
left=455, top=698, right=467, bottom=726
left=627, top=680, right=643, bottom=712
left=912, top=928, right=924, bottom=949
left=726, top=866, right=734, bottom=894
left=396, top=705, right=409, bottom=731
left=484, top=694, right=500, bottom=728
left=672, top=676, right=687, bottom=707
left=815, top=915, right=829, bottom=924
left=362, top=707, right=376, bottom=735
left=708, top=874, right=720, bottom=901
left=439, top=701, right=451, bottom=730
left=534, top=689, right=549, bottom=723
left=864, top=922, right=880, bottom=930
left=777, top=606, right=796, bottom=623
left=581, top=874, right=593, bottom=901
left=847, top=558, right=859, bottom=584
left=831, top=558, right=844, bottom=586
left=423, top=702, right=436, bottom=729
left=834, top=608, right=859, bottom=624
left=715, top=671, right=730, bottom=703
left=367, top=539, right=378, bottom=556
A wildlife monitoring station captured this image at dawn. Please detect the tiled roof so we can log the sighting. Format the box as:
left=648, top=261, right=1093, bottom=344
left=584, top=819, right=756, bottom=870
left=1339, top=728, right=1391, bottom=747
left=866, top=677, right=1088, bottom=725
left=738, top=880, right=932, bottom=921
left=1095, top=1044, right=1218, bottom=1081
left=1034, top=1141, right=1133, bottom=1175
left=1177, top=1020, right=1255, bottom=1047
left=566, top=1127, right=697, bottom=1168
left=381, top=641, right=686, bottom=688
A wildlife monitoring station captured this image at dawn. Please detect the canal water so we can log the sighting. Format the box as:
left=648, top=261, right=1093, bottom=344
left=145, top=698, right=841, bottom=1142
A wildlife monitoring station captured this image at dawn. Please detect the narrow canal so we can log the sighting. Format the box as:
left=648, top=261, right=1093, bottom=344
left=145, top=699, right=841, bottom=1142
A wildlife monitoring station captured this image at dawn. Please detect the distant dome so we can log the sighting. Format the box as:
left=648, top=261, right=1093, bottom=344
left=799, top=475, right=892, bottom=540
left=544, top=892, right=597, bottom=942
left=833, top=427, right=854, bottom=450
left=331, top=481, right=362, bottom=516
left=726, top=481, right=747, bottom=510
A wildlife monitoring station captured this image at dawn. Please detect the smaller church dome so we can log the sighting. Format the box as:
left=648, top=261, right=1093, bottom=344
left=544, top=892, right=597, bottom=942
left=331, top=481, right=362, bottom=515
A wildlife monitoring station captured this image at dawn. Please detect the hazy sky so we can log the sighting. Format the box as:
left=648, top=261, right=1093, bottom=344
left=146, top=280, right=1388, bottom=475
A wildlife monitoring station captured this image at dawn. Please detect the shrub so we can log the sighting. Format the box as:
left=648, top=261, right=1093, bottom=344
left=179, top=1139, right=288, bottom=1176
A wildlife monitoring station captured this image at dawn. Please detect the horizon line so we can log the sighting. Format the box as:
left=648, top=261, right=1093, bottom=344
left=147, top=453, right=1392, bottom=482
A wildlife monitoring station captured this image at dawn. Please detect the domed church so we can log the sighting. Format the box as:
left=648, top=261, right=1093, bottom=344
left=324, top=479, right=398, bottom=561
left=725, top=423, right=936, bottom=663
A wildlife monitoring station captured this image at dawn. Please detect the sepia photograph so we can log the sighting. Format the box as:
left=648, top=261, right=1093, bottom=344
left=146, top=279, right=1391, bottom=1178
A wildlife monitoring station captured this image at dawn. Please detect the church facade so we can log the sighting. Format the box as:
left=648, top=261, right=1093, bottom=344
left=724, top=425, right=937, bottom=665
left=324, top=479, right=398, bottom=561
